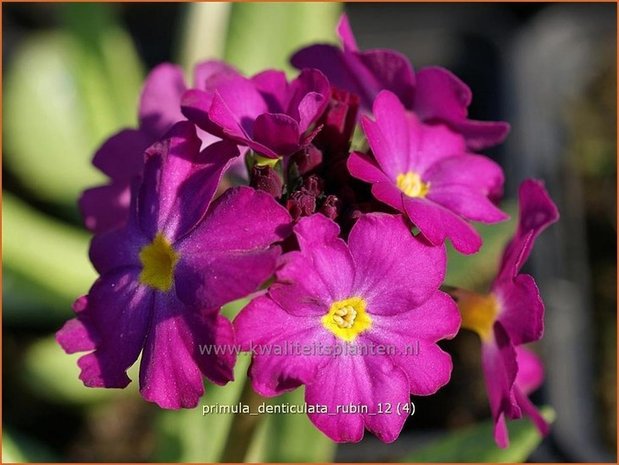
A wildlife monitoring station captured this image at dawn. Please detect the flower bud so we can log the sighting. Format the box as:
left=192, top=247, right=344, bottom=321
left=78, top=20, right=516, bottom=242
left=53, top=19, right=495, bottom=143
left=250, top=165, right=283, bottom=199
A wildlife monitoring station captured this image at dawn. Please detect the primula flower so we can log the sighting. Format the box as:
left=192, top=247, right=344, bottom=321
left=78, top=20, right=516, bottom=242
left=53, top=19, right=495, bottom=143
left=80, top=60, right=237, bottom=233
left=348, top=91, right=508, bottom=255
left=57, top=122, right=291, bottom=409
left=455, top=179, right=559, bottom=447
left=181, top=67, right=330, bottom=158
left=291, top=14, right=509, bottom=150
left=234, top=213, right=460, bottom=442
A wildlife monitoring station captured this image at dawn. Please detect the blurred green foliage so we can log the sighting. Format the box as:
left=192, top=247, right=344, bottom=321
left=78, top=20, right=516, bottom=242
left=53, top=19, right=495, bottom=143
left=405, top=407, right=556, bottom=462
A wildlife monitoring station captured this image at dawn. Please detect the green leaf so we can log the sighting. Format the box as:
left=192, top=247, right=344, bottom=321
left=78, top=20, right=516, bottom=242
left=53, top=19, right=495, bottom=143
left=445, top=202, right=517, bottom=291
left=22, top=336, right=138, bottom=405
left=2, top=193, right=96, bottom=316
left=224, top=2, right=341, bottom=76
left=247, top=387, right=336, bottom=462
left=404, top=406, right=555, bottom=462
left=4, top=4, right=143, bottom=207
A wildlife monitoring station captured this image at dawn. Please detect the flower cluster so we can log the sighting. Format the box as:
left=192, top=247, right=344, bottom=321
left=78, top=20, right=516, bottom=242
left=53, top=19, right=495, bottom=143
left=58, top=14, right=558, bottom=446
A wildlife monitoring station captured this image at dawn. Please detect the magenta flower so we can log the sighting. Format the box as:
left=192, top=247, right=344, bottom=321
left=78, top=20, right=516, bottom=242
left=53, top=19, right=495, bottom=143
left=456, top=179, right=559, bottom=447
left=57, top=122, right=291, bottom=409
left=291, top=14, right=509, bottom=150
left=348, top=90, right=508, bottom=255
left=181, top=67, right=330, bottom=158
left=234, top=213, right=460, bottom=442
left=80, top=60, right=237, bottom=233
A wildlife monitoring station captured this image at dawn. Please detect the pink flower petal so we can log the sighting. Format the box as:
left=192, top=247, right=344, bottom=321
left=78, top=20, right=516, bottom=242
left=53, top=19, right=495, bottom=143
left=348, top=213, right=446, bottom=312
left=306, top=354, right=410, bottom=443
left=403, top=197, right=482, bottom=254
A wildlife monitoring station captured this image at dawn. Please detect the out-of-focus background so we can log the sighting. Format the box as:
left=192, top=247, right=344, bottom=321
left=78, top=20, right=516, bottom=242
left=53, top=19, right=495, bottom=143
left=2, top=3, right=616, bottom=463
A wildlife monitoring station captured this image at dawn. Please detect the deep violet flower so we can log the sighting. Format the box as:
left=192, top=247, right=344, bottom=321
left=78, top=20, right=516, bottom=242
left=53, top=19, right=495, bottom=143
left=348, top=90, right=508, bottom=255
left=57, top=122, right=291, bottom=409
left=291, top=14, right=510, bottom=150
left=180, top=67, right=331, bottom=158
left=455, top=179, right=559, bottom=447
left=234, top=213, right=460, bottom=443
left=79, top=60, right=238, bottom=233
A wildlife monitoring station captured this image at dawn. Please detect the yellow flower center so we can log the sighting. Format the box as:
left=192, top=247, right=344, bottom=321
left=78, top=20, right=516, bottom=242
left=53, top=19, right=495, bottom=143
left=453, top=289, right=499, bottom=341
left=138, top=232, right=179, bottom=292
left=396, top=171, right=430, bottom=198
left=322, top=297, right=372, bottom=342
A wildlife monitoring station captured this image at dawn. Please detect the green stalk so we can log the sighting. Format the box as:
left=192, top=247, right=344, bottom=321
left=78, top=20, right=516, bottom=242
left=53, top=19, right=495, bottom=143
left=219, top=377, right=265, bottom=462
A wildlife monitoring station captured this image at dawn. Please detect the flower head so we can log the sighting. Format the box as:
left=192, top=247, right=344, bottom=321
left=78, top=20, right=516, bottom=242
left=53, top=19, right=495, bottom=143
left=79, top=61, right=238, bottom=233
left=181, top=67, right=331, bottom=158
left=348, top=90, right=508, bottom=254
left=234, top=213, right=460, bottom=442
left=291, top=14, right=510, bottom=150
left=456, top=179, right=559, bottom=447
left=58, top=122, right=291, bottom=409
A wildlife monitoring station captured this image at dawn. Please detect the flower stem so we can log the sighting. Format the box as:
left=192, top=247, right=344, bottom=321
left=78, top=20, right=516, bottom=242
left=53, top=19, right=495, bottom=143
left=220, top=377, right=265, bottom=463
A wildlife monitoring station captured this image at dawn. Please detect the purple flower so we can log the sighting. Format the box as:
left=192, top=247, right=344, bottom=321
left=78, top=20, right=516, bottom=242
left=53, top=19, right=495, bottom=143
left=455, top=179, right=559, bottom=447
left=181, top=67, right=331, bottom=158
left=80, top=61, right=238, bottom=233
left=57, top=122, right=291, bottom=409
left=291, top=14, right=510, bottom=150
left=234, top=213, right=460, bottom=442
left=348, top=91, right=508, bottom=255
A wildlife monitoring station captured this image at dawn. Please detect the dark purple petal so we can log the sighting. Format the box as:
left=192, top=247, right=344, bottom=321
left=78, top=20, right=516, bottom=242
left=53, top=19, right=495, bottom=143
left=358, top=49, right=415, bottom=109
left=251, top=69, right=289, bottom=113
left=139, top=292, right=234, bottom=409
left=89, top=223, right=145, bottom=276
left=286, top=68, right=330, bottom=132
left=175, top=186, right=291, bottom=309
left=291, top=45, right=364, bottom=105
left=74, top=270, right=154, bottom=388
left=414, top=67, right=509, bottom=150
left=181, top=89, right=222, bottom=137
left=92, top=129, right=150, bottom=181
left=448, top=118, right=511, bottom=152
left=139, top=64, right=187, bottom=137
left=252, top=113, right=301, bottom=156
left=79, top=182, right=132, bottom=234
left=413, top=67, right=470, bottom=121
left=139, top=122, right=238, bottom=241
left=56, top=297, right=97, bottom=354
